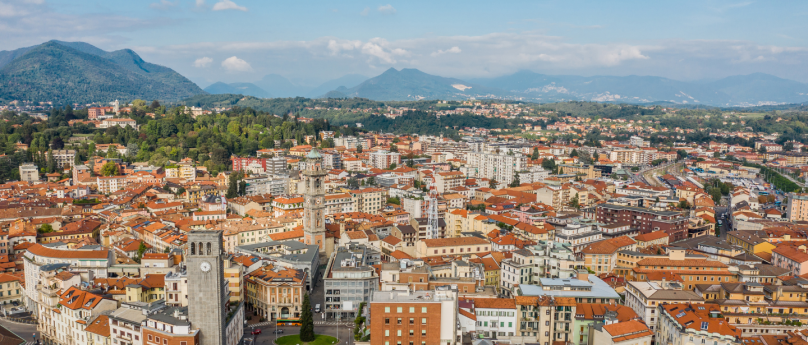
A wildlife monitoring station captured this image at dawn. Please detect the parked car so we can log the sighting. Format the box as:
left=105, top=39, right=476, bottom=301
left=273, top=329, right=284, bottom=334
left=251, top=329, right=262, bottom=335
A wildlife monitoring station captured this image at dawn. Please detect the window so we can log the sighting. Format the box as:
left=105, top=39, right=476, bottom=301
left=422, top=318, right=426, bottom=324
left=422, top=330, right=426, bottom=336
left=410, top=307, right=415, bottom=313
left=385, top=330, right=390, bottom=336
left=397, top=307, right=403, bottom=313
left=397, top=330, right=402, bottom=336
left=385, top=307, right=390, bottom=313
left=385, top=318, right=390, bottom=324
left=422, top=307, right=427, bottom=313
left=410, top=318, right=415, bottom=324
left=397, top=318, right=402, bottom=324
left=409, top=330, right=414, bottom=336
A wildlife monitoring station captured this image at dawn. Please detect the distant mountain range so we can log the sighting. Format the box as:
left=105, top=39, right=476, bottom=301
left=205, top=73, right=368, bottom=99
left=0, top=40, right=204, bottom=104
left=321, top=68, right=808, bottom=106
left=204, top=82, right=271, bottom=98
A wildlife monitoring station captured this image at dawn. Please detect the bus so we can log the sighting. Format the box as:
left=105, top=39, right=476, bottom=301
left=276, top=319, right=301, bottom=326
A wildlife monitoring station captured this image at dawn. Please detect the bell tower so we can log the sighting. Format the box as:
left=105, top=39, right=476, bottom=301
left=187, top=230, right=227, bottom=345
left=303, top=149, right=328, bottom=259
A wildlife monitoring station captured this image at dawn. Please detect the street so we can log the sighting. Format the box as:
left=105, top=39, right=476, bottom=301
left=0, top=317, right=38, bottom=345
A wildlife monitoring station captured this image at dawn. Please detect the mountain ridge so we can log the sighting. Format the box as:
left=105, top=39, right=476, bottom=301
left=0, top=40, right=204, bottom=103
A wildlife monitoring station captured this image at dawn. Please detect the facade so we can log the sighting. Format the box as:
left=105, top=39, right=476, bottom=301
left=323, top=245, right=380, bottom=320
left=656, top=303, right=741, bottom=345
left=244, top=264, right=307, bottom=320
left=595, top=204, right=689, bottom=242
left=465, top=152, right=527, bottom=186
left=52, top=149, right=77, bottom=168
left=787, top=192, right=808, bottom=222
left=350, top=188, right=386, bottom=214
left=624, top=281, right=704, bottom=332
left=369, top=150, right=401, bottom=169
left=512, top=295, right=578, bottom=345
left=369, top=289, right=458, bottom=345
left=24, top=244, right=113, bottom=310
left=20, top=163, right=39, bottom=182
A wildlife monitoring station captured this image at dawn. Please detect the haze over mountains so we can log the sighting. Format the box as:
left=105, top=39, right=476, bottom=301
left=2, top=40, right=808, bottom=107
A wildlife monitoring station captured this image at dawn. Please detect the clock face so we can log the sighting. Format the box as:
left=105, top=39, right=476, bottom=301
left=200, top=261, right=211, bottom=272
left=316, top=198, right=322, bottom=205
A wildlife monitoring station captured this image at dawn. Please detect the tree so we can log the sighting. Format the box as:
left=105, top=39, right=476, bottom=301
left=356, top=144, right=363, bottom=153
left=509, top=173, right=521, bottom=187
left=531, top=147, right=539, bottom=160
left=713, top=151, right=721, bottom=158
left=592, top=152, right=599, bottom=162
left=238, top=180, right=247, bottom=196
left=678, top=200, right=691, bottom=209
left=389, top=143, right=398, bottom=152
left=569, top=193, right=580, bottom=209
left=101, top=161, right=119, bottom=176
left=347, top=177, right=360, bottom=189
left=134, top=242, right=149, bottom=263
left=299, top=293, right=315, bottom=341
left=47, top=150, right=56, bottom=173
left=366, top=176, right=376, bottom=186
left=50, top=136, right=64, bottom=150
left=677, top=149, right=688, bottom=160
left=39, top=224, right=54, bottom=233
left=489, top=179, right=498, bottom=189
left=150, top=100, right=161, bottom=109
left=227, top=172, right=241, bottom=198
left=570, top=149, right=579, bottom=158
left=389, top=163, right=397, bottom=170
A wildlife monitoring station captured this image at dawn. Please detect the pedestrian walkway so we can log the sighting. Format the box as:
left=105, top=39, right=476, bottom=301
left=250, top=321, right=352, bottom=328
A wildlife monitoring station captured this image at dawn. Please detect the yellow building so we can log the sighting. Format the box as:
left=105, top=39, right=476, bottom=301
left=727, top=231, right=776, bottom=254
left=0, top=274, right=23, bottom=305
left=124, top=274, right=166, bottom=303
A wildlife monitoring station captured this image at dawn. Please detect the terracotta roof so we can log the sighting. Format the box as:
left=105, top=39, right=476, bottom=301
left=634, top=231, right=669, bottom=242
left=421, top=237, right=489, bottom=248
left=773, top=246, right=808, bottom=263
left=27, top=244, right=109, bottom=259
left=469, top=298, right=516, bottom=309
left=602, top=320, right=653, bottom=341
left=268, top=229, right=304, bottom=241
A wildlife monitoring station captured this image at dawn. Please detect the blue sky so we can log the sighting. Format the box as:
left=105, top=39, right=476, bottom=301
left=2, top=0, right=808, bottom=87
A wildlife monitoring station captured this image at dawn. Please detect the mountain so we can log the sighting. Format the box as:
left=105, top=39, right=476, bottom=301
left=0, top=40, right=204, bottom=103
left=331, top=68, right=507, bottom=101
left=254, top=74, right=310, bottom=98
left=204, top=82, right=271, bottom=98
left=307, top=74, right=367, bottom=98
left=470, top=70, right=808, bottom=106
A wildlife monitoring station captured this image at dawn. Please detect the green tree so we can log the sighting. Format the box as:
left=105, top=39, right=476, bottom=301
left=678, top=200, right=691, bottom=209
left=509, top=173, right=521, bottom=187
left=389, top=163, right=397, bottom=170
left=677, top=149, right=688, bottom=160
left=299, top=293, right=315, bottom=341
left=39, top=224, right=54, bottom=233
left=356, top=144, right=363, bottom=153
left=47, top=150, right=56, bottom=173
left=389, top=143, right=398, bottom=152
left=489, top=179, right=498, bottom=189
left=531, top=147, right=539, bottom=160
left=101, top=161, right=119, bottom=176
left=227, top=172, right=241, bottom=198
left=569, top=193, right=580, bottom=209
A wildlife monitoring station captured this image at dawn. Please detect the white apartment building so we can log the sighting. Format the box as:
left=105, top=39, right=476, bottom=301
left=325, top=193, right=355, bottom=215
left=52, top=150, right=77, bottom=168
left=434, top=171, right=465, bottom=193
left=19, top=163, right=39, bottom=182
left=97, top=175, right=128, bottom=194
left=369, top=150, right=401, bottom=169
left=24, top=244, right=113, bottom=310
left=244, top=174, right=289, bottom=196
left=350, top=187, right=386, bottom=214
left=465, top=152, right=527, bottom=186
left=469, top=298, right=518, bottom=338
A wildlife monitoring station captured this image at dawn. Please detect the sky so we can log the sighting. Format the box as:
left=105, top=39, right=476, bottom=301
left=2, top=0, right=808, bottom=88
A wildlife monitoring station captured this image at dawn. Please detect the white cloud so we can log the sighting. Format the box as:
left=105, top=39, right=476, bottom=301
left=193, top=57, right=213, bottom=68
left=0, top=3, right=27, bottom=17
left=377, top=4, right=396, bottom=14
left=431, top=46, right=461, bottom=57
left=149, top=0, right=177, bottom=10
left=23, top=0, right=45, bottom=4
left=360, top=7, right=370, bottom=16
left=212, top=0, right=247, bottom=11
left=221, top=56, right=252, bottom=71
left=195, top=0, right=205, bottom=6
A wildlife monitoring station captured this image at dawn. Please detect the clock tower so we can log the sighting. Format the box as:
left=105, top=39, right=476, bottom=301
left=187, top=230, right=227, bottom=345
left=303, top=149, right=329, bottom=260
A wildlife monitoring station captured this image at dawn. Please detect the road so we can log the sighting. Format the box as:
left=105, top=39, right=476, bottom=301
left=0, top=317, right=38, bottom=345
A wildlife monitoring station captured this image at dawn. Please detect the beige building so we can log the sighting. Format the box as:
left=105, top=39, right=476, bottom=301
left=350, top=187, right=386, bottom=214
left=787, top=192, right=808, bottom=222
left=435, top=171, right=465, bottom=193
left=416, top=237, right=491, bottom=258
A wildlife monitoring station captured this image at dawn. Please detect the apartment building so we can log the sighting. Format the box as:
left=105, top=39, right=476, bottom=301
left=323, top=245, right=381, bottom=320
left=19, top=163, right=39, bottom=182
left=24, top=244, right=113, bottom=309
left=434, top=171, right=465, bottom=193
left=465, top=152, right=527, bottom=186
left=787, top=192, right=808, bottom=222
left=416, top=237, right=491, bottom=258
left=369, top=150, right=401, bottom=169
left=97, top=175, right=129, bottom=194
left=624, top=281, right=704, bottom=331
left=39, top=286, right=117, bottom=345
left=656, top=304, right=741, bottom=345
left=325, top=193, right=355, bottom=215
left=595, top=204, right=689, bottom=242
left=350, top=188, right=386, bottom=214
left=369, top=289, right=458, bottom=345
left=512, top=295, right=577, bottom=345
left=52, top=149, right=77, bottom=168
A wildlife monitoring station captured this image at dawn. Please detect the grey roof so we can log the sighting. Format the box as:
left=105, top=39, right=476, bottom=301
left=397, top=225, right=416, bottom=235
left=519, top=275, right=620, bottom=300
left=755, top=264, right=790, bottom=277
left=40, top=263, right=72, bottom=272
left=148, top=306, right=192, bottom=326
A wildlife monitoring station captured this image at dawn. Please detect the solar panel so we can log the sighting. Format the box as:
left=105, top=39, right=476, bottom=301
left=701, top=322, right=709, bottom=330
left=676, top=312, right=686, bottom=318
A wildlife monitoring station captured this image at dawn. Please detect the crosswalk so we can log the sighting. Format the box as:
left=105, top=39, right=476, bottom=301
left=249, top=321, right=352, bottom=328
left=22, top=341, right=38, bottom=345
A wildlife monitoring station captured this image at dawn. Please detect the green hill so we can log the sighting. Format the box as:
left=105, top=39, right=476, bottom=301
left=0, top=40, right=204, bottom=104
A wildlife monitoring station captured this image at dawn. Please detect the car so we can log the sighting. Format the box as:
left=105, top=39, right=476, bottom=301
left=273, top=329, right=284, bottom=334
left=251, top=329, right=262, bottom=335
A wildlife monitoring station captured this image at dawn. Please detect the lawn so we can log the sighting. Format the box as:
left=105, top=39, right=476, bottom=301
left=275, top=334, right=339, bottom=345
